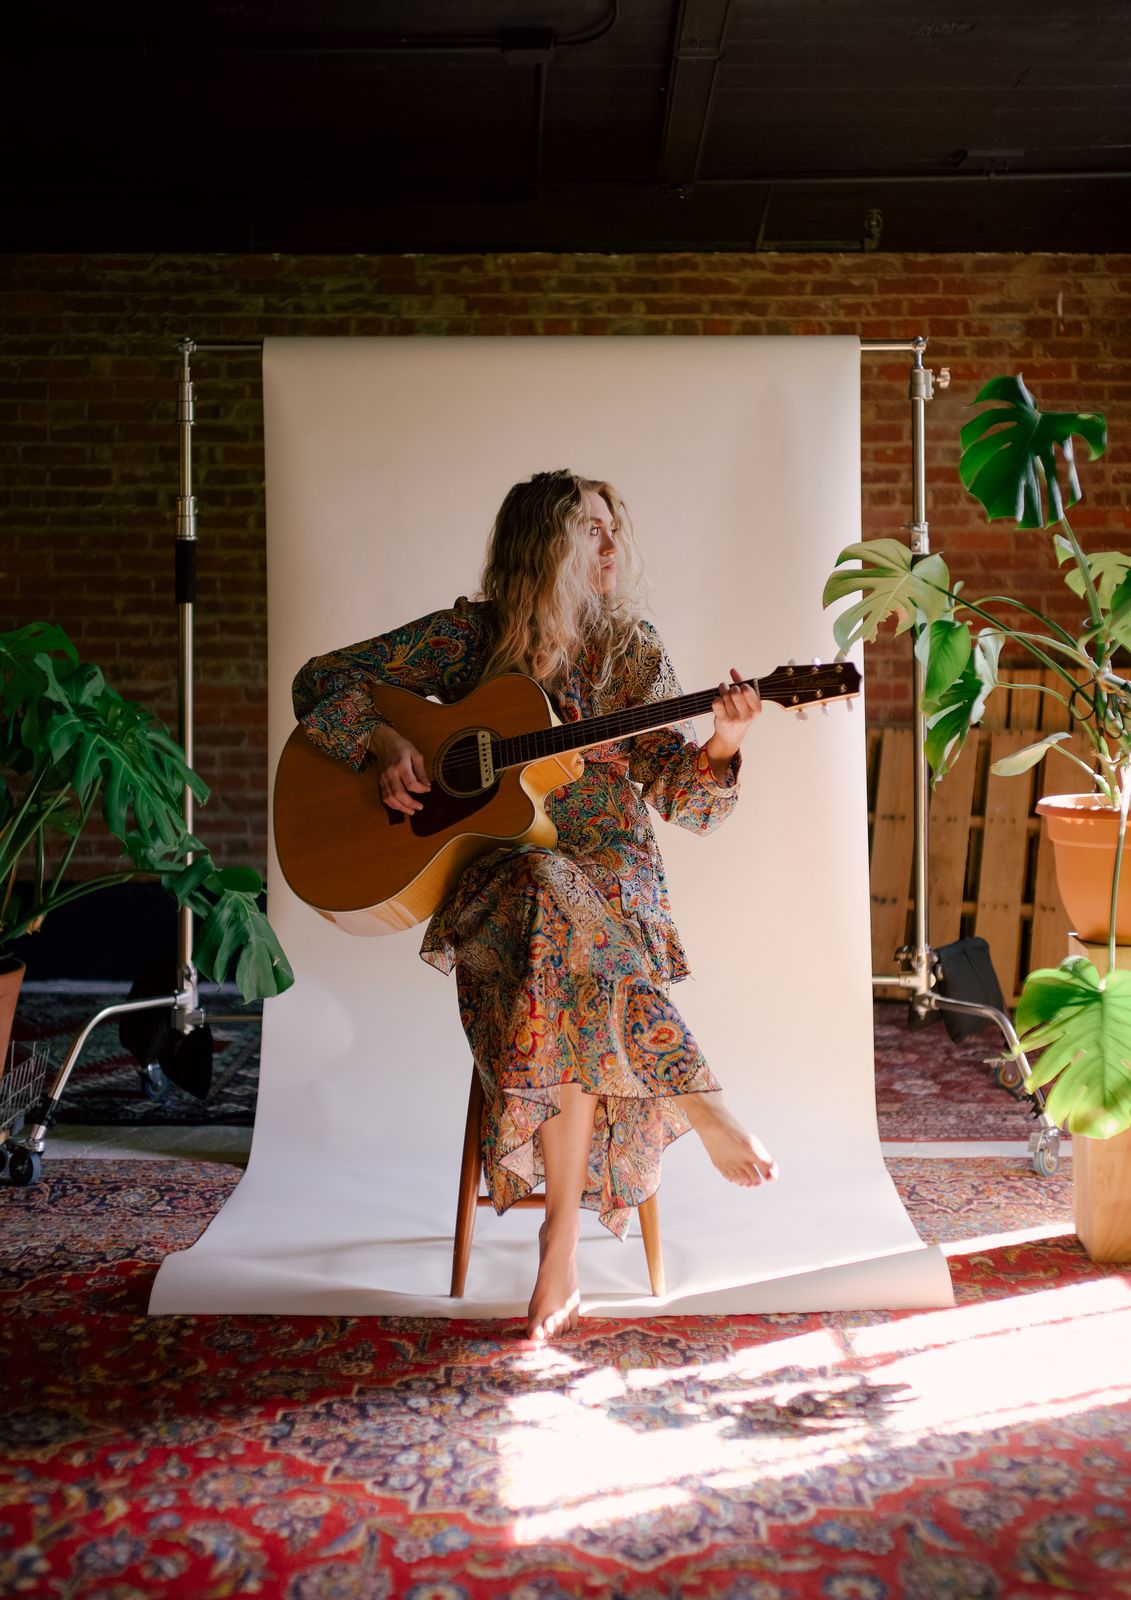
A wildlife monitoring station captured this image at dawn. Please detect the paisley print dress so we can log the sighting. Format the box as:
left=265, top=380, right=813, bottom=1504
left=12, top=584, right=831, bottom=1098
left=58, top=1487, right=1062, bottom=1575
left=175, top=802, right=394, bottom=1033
left=292, top=599, right=741, bottom=1237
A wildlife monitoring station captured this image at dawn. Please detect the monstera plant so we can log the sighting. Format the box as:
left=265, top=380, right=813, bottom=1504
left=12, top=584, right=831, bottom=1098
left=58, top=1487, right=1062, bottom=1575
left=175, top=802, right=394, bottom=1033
left=1, top=621, right=293, bottom=1009
left=824, top=374, right=1131, bottom=1141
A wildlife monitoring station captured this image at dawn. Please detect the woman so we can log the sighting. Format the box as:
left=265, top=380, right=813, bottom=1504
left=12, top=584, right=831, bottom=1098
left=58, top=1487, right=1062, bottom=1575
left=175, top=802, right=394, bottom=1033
left=293, top=470, right=777, bottom=1341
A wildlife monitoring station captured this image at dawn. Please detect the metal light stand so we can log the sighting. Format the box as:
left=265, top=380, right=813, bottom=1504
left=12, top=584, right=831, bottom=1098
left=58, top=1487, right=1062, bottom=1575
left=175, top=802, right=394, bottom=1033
left=862, top=336, right=1060, bottom=1178
left=6, top=338, right=262, bottom=1185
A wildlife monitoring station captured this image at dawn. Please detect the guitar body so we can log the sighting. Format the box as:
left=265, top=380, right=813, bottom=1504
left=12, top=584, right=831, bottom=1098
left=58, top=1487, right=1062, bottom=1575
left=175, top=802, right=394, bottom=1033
left=273, top=675, right=582, bottom=935
left=274, top=655, right=859, bottom=937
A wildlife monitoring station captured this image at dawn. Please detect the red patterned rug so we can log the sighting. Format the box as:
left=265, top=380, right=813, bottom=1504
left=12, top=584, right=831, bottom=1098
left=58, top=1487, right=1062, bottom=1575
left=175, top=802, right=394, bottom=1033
left=2, top=1158, right=1128, bottom=1598
left=873, top=1003, right=1042, bottom=1141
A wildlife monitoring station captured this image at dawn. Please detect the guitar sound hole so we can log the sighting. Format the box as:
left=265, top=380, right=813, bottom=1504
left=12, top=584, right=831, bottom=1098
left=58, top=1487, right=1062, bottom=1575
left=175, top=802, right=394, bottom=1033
left=437, top=732, right=490, bottom=799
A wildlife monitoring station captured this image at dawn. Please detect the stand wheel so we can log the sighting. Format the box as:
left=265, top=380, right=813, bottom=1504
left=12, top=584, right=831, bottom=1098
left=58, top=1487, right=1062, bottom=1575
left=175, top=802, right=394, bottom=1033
left=1032, top=1144, right=1059, bottom=1177
left=138, top=1062, right=168, bottom=1101
left=994, top=1059, right=1025, bottom=1092
left=8, top=1147, right=42, bottom=1186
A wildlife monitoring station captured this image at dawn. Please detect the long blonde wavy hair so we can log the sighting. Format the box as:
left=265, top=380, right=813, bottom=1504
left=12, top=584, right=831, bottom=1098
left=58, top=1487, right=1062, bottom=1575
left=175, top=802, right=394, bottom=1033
left=479, top=470, right=646, bottom=692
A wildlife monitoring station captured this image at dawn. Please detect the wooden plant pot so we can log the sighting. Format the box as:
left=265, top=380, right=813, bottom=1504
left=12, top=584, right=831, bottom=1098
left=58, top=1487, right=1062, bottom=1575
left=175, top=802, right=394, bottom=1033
left=0, top=957, right=26, bottom=1082
left=1073, top=1124, right=1131, bottom=1264
left=1036, top=794, right=1131, bottom=944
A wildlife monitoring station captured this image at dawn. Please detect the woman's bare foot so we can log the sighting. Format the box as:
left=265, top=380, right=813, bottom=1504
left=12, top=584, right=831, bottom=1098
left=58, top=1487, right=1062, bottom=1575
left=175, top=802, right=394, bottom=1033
left=683, top=1092, right=778, bottom=1187
left=526, top=1220, right=581, bottom=1341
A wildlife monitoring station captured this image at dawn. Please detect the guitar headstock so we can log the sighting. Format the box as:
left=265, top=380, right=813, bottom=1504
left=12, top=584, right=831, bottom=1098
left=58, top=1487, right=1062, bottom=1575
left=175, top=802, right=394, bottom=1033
left=756, top=659, right=862, bottom=716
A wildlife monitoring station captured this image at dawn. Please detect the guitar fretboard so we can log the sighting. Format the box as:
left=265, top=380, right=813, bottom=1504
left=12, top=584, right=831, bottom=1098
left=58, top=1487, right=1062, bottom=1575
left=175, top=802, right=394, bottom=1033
left=491, top=663, right=856, bottom=771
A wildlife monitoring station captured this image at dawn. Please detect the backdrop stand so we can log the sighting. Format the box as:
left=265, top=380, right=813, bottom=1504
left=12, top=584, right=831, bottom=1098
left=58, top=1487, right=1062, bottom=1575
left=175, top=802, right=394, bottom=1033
left=861, top=337, right=1060, bottom=1177
left=4, top=339, right=264, bottom=1187
left=6, top=333, right=1058, bottom=1188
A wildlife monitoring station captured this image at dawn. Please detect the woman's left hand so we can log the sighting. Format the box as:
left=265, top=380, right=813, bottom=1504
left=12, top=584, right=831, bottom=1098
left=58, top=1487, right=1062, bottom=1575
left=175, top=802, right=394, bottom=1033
left=704, top=668, right=761, bottom=778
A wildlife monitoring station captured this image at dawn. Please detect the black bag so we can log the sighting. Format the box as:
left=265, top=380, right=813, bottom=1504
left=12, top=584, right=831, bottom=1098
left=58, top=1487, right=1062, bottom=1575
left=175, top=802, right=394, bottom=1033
left=118, top=954, right=214, bottom=1101
left=907, top=936, right=1007, bottom=1042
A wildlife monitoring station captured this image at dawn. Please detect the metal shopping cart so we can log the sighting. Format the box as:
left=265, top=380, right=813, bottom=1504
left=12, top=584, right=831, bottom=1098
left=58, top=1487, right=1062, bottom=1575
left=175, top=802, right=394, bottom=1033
left=0, top=1041, right=52, bottom=1183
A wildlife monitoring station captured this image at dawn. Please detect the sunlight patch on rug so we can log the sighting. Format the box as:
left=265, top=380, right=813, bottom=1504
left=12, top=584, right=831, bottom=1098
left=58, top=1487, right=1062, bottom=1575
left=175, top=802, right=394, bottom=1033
left=496, top=1278, right=1131, bottom=1547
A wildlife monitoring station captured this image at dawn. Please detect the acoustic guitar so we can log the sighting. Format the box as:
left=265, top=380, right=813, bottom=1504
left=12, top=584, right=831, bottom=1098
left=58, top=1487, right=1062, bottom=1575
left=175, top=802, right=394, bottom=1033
left=273, top=660, right=860, bottom=936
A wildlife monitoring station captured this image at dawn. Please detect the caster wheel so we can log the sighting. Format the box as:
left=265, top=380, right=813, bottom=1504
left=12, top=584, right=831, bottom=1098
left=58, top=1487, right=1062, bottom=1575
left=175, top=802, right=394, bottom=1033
left=1032, top=1145, right=1059, bottom=1177
left=139, top=1062, right=168, bottom=1101
left=8, top=1148, right=42, bottom=1186
left=994, top=1060, right=1025, bottom=1093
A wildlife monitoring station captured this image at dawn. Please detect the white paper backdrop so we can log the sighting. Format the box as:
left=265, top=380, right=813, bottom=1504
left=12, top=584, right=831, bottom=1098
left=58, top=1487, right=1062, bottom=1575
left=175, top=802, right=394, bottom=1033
left=150, top=336, right=954, bottom=1317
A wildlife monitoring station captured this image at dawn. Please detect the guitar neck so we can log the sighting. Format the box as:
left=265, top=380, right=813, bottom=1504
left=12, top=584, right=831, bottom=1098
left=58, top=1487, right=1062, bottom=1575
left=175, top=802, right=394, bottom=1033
left=492, top=662, right=858, bottom=771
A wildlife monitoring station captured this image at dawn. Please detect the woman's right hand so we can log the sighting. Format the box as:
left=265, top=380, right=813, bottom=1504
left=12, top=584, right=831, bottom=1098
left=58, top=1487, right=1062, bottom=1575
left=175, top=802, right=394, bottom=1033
left=368, top=725, right=432, bottom=814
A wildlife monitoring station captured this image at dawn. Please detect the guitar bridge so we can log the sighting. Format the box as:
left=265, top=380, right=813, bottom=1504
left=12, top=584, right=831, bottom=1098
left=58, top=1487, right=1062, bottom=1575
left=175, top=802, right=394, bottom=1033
left=477, top=730, right=495, bottom=787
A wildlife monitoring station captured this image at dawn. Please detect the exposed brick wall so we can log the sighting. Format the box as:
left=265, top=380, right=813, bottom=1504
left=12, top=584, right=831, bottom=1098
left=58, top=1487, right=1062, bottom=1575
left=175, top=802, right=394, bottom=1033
left=2, top=251, right=1129, bottom=881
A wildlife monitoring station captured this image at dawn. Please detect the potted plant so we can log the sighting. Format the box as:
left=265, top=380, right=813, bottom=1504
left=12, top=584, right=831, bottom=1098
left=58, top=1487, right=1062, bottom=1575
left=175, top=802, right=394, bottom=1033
left=823, top=374, right=1131, bottom=1253
left=0, top=620, right=293, bottom=1072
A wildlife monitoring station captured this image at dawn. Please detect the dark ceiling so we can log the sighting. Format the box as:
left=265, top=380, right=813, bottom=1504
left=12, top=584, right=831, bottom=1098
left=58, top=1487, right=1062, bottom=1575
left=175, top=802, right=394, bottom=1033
left=6, top=0, right=1131, bottom=254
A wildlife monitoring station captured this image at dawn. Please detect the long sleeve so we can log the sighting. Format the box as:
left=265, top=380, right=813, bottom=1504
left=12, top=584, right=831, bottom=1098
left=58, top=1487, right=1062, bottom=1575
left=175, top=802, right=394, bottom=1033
left=625, top=622, right=741, bottom=834
left=291, top=599, right=492, bottom=770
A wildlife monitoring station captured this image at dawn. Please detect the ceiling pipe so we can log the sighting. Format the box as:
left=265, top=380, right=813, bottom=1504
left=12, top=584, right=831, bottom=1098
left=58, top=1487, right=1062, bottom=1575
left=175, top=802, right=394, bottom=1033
left=37, top=3, right=619, bottom=56
left=660, top=0, right=735, bottom=189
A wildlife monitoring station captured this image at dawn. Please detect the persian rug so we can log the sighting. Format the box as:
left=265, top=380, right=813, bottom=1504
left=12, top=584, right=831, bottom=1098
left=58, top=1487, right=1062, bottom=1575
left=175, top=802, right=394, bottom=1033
left=11, top=990, right=1037, bottom=1141
left=871, top=1002, right=1043, bottom=1141
left=2, top=1157, right=1128, bottom=1599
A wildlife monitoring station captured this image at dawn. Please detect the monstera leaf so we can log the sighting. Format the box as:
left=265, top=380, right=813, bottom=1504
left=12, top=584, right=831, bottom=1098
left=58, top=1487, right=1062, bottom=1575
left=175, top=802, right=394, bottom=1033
left=821, top=539, right=952, bottom=651
left=922, top=628, right=1001, bottom=778
left=0, top=622, right=293, bottom=1002
left=1055, top=539, right=1131, bottom=609
left=959, top=375, right=1107, bottom=529
left=1015, top=958, right=1131, bottom=1138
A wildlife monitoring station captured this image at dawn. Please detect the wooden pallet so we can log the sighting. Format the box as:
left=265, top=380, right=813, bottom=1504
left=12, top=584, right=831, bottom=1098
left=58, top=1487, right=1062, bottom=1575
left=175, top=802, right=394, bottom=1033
left=868, top=667, right=1093, bottom=1002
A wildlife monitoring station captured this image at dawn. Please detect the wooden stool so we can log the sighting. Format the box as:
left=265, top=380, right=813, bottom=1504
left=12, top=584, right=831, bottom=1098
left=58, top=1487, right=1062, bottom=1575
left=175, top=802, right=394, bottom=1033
left=450, top=1066, right=666, bottom=1298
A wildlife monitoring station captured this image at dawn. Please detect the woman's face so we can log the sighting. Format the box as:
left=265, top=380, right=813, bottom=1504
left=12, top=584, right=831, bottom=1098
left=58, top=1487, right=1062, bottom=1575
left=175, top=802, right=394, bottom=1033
left=583, top=487, right=617, bottom=595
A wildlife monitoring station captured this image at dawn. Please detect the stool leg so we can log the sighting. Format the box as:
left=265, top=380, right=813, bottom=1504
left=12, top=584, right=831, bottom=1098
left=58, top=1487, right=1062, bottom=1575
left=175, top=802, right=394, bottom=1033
left=451, top=1068, right=486, bottom=1298
left=638, top=1191, right=665, bottom=1297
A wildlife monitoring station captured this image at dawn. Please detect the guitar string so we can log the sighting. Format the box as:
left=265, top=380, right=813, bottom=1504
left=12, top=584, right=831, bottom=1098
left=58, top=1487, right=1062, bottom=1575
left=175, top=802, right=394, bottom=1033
left=434, top=669, right=856, bottom=785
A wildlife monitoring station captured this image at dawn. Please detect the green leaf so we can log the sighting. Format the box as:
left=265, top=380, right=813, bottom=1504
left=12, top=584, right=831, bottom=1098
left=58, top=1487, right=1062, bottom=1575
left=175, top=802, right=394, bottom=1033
left=1101, top=572, right=1131, bottom=655
left=917, top=618, right=972, bottom=712
left=162, top=855, right=220, bottom=907
left=822, top=540, right=952, bottom=651
left=1016, top=959, right=1131, bottom=1138
left=990, top=732, right=1071, bottom=777
left=216, top=865, right=264, bottom=895
left=1056, top=543, right=1131, bottom=609
left=194, top=889, right=293, bottom=1000
left=0, top=625, right=79, bottom=719
left=959, top=375, right=1107, bottom=530
left=922, top=629, right=1001, bottom=778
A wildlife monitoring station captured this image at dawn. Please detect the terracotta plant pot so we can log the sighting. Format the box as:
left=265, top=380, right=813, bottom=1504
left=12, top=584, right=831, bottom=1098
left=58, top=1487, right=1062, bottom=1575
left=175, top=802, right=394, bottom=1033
left=1036, top=794, right=1131, bottom=944
left=0, top=956, right=26, bottom=1081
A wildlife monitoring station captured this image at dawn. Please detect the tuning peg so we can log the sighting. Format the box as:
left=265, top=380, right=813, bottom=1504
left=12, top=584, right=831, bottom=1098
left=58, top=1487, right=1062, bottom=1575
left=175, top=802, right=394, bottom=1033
left=787, top=658, right=796, bottom=668
left=835, top=650, right=847, bottom=663
left=820, top=703, right=829, bottom=715
left=795, top=707, right=808, bottom=721
left=845, top=698, right=854, bottom=713
left=811, top=657, right=822, bottom=668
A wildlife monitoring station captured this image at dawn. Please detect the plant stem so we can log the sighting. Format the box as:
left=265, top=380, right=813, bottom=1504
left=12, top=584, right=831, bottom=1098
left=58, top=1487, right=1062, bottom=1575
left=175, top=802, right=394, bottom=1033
left=1060, top=512, right=1105, bottom=646
left=1, top=872, right=138, bottom=946
left=0, top=786, right=75, bottom=890
left=967, top=595, right=1081, bottom=650
left=1110, top=778, right=1131, bottom=972
left=0, top=766, right=49, bottom=882
left=47, top=779, right=101, bottom=899
left=942, top=602, right=1084, bottom=685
